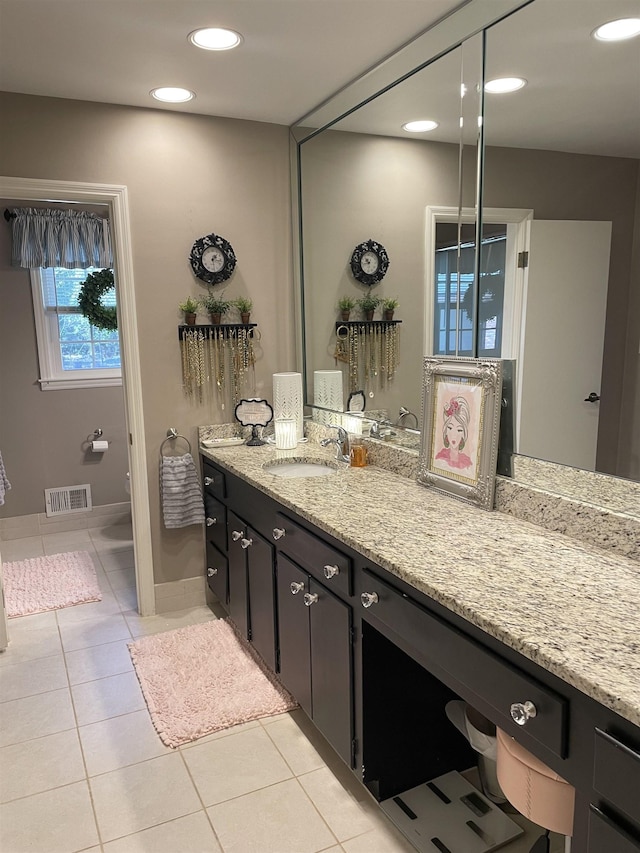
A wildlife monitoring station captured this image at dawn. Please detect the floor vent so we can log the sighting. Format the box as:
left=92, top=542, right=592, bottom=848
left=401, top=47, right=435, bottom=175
left=44, top=484, right=92, bottom=517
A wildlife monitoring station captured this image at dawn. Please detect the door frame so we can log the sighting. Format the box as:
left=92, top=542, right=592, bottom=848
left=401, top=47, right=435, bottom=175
left=0, top=176, right=155, bottom=620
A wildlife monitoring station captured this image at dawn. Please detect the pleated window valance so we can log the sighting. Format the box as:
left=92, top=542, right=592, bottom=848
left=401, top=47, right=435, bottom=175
left=9, top=207, right=113, bottom=269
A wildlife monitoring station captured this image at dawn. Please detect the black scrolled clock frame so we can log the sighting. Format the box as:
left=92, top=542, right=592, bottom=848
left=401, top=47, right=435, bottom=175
left=349, top=238, right=390, bottom=286
left=189, top=232, right=237, bottom=286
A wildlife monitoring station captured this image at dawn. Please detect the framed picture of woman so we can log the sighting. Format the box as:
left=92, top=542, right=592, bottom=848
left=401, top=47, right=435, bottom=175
left=417, top=357, right=503, bottom=510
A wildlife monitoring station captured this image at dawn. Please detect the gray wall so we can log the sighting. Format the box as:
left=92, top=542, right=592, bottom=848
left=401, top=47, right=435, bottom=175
left=0, top=92, right=294, bottom=584
left=0, top=203, right=129, bottom=517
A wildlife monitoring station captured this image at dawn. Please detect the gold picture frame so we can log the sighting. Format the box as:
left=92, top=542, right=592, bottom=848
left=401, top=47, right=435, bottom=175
left=417, top=357, right=503, bottom=510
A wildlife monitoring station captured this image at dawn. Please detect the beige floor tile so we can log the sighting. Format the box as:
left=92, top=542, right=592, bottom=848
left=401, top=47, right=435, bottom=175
left=71, top=670, right=145, bottom=726
left=0, top=687, right=75, bottom=748
left=0, top=780, right=99, bottom=853
left=65, top=639, right=133, bottom=686
left=299, top=766, right=381, bottom=842
left=104, top=566, right=136, bottom=591
left=341, top=823, right=418, bottom=853
left=0, top=729, right=85, bottom=802
left=0, top=653, right=67, bottom=702
left=90, top=752, right=201, bottom=842
left=59, top=612, right=131, bottom=651
left=0, top=611, right=62, bottom=667
left=207, top=777, right=337, bottom=853
left=183, top=725, right=293, bottom=806
left=179, top=718, right=260, bottom=749
left=99, top=548, right=135, bottom=571
left=54, top=592, right=122, bottom=625
left=89, top=526, right=133, bottom=548
left=80, top=709, right=170, bottom=776
left=113, top=584, right=138, bottom=611
left=0, top=535, right=45, bottom=560
left=124, top=605, right=216, bottom=638
left=102, top=811, right=223, bottom=853
left=41, top=530, right=94, bottom=554
left=263, top=712, right=326, bottom=775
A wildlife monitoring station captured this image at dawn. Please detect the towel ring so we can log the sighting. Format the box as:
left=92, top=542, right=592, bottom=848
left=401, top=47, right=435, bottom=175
left=160, top=428, right=192, bottom=458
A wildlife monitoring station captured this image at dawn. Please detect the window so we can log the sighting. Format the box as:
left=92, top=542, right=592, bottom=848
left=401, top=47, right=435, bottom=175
left=31, top=266, right=121, bottom=390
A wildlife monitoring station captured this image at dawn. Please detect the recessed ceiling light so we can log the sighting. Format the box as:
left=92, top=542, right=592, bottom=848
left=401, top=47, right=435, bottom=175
left=593, top=18, right=640, bottom=41
left=484, top=77, right=527, bottom=94
left=189, top=27, right=243, bottom=50
left=402, top=120, right=439, bottom=133
left=150, top=87, right=195, bottom=103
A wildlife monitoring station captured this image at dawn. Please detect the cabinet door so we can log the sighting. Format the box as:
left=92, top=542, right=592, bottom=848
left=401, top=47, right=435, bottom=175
left=308, top=577, right=353, bottom=766
left=227, top=510, right=249, bottom=639
left=588, top=807, right=640, bottom=852
left=246, top=526, right=276, bottom=671
left=276, top=555, right=312, bottom=716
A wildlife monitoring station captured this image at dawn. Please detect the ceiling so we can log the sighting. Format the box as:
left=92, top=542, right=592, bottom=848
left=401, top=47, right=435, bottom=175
left=0, top=0, right=469, bottom=126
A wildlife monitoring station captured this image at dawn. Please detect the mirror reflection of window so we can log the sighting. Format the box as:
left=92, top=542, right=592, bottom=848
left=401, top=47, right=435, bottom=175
left=433, top=223, right=506, bottom=358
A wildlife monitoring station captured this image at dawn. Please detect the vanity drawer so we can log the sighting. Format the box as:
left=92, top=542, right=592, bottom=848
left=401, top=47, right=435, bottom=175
left=593, top=729, right=640, bottom=824
left=202, top=461, right=226, bottom=499
left=588, top=807, right=640, bottom=852
left=274, top=513, right=351, bottom=597
left=205, top=541, right=228, bottom=608
left=359, top=568, right=568, bottom=758
left=204, top=495, right=227, bottom=553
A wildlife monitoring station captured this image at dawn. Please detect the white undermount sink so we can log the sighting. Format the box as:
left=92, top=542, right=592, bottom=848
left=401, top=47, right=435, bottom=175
left=263, top=459, right=337, bottom=478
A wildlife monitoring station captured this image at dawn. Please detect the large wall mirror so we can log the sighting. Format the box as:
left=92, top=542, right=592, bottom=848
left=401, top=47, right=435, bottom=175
left=294, top=0, right=640, bottom=497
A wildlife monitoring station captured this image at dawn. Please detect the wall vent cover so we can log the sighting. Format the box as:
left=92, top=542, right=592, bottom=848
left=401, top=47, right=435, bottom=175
left=44, top=484, right=92, bottom=517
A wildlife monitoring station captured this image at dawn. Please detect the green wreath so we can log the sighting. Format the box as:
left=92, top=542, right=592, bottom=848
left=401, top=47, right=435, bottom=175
left=77, top=269, right=118, bottom=331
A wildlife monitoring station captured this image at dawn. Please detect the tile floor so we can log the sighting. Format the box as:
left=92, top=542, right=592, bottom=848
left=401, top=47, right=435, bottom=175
left=0, top=524, right=564, bottom=853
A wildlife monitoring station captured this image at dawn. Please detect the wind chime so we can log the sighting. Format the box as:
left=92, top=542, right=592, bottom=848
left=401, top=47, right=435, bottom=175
left=180, top=325, right=257, bottom=410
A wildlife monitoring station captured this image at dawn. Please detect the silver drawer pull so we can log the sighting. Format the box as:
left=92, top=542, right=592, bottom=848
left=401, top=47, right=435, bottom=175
left=207, top=567, right=218, bottom=577
left=323, top=564, right=340, bottom=579
left=272, top=527, right=286, bottom=540
left=231, top=530, right=243, bottom=541
left=241, top=537, right=253, bottom=549
left=360, top=592, right=379, bottom=609
left=304, top=593, right=319, bottom=607
left=205, top=516, right=217, bottom=526
left=204, top=476, right=214, bottom=486
left=510, top=701, right=537, bottom=726
left=290, top=581, right=304, bottom=595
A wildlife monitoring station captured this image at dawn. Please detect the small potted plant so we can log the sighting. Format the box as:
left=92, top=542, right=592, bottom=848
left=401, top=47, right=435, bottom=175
left=357, top=293, right=381, bottom=321
left=201, top=293, right=231, bottom=325
left=337, top=295, right=356, bottom=321
left=382, top=297, right=399, bottom=322
left=179, top=296, right=199, bottom=326
left=234, top=296, right=253, bottom=324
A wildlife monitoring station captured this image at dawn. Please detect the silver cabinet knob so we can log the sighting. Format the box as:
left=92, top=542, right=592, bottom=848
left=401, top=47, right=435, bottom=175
left=323, top=564, right=340, bottom=579
left=360, top=592, right=379, bottom=608
left=272, top=527, right=286, bottom=540
left=231, top=530, right=243, bottom=541
left=510, top=701, right=537, bottom=726
left=304, top=592, right=319, bottom=607
left=207, top=567, right=218, bottom=577
left=290, top=581, right=304, bottom=595
left=240, top=537, right=253, bottom=549
left=206, top=516, right=217, bottom=526
left=204, top=477, right=214, bottom=486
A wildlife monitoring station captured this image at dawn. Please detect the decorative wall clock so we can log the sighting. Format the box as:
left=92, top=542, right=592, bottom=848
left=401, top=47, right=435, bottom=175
left=189, top=233, right=236, bottom=285
left=349, top=238, right=390, bottom=286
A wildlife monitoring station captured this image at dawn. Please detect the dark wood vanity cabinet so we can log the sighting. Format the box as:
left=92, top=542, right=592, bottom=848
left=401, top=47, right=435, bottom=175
left=201, top=454, right=640, bottom=851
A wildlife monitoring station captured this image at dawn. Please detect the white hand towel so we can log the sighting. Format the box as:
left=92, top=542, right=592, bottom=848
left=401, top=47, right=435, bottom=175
left=0, top=450, right=11, bottom=507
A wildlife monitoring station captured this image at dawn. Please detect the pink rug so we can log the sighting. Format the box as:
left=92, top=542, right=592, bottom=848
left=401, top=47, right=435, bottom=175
left=128, top=618, right=298, bottom=748
left=3, top=550, right=102, bottom=617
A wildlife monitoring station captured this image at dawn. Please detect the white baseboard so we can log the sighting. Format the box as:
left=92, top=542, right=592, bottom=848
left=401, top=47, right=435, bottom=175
left=0, top=502, right=132, bottom=540
left=154, top=576, right=206, bottom=613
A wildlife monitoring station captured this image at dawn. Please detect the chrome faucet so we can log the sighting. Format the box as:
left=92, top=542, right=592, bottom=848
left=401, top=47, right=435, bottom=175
left=394, top=406, right=419, bottom=430
left=320, top=425, right=350, bottom=462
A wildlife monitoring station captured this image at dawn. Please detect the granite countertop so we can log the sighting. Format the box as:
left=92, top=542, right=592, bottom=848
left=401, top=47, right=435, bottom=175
left=201, top=441, right=640, bottom=728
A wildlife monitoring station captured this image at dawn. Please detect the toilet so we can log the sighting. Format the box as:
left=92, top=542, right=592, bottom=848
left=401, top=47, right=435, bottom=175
left=496, top=727, right=575, bottom=837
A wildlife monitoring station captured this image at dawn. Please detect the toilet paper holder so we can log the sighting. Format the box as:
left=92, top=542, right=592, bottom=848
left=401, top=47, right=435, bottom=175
left=86, top=428, right=109, bottom=453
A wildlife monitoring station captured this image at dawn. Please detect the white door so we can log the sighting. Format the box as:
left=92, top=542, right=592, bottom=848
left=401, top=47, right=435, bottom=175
left=0, top=552, right=9, bottom=650
left=517, top=220, right=612, bottom=470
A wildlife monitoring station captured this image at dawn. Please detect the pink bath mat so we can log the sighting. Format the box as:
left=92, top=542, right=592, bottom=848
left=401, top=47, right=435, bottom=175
left=3, top=550, right=102, bottom=617
left=128, top=618, right=298, bottom=748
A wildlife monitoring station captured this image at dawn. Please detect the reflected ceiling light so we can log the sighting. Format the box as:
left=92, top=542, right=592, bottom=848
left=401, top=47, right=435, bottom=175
left=402, top=120, right=439, bottom=133
left=151, top=87, right=195, bottom=103
left=189, top=27, right=243, bottom=50
left=484, top=77, right=527, bottom=93
left=593, top=18, right=640, bottom=41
